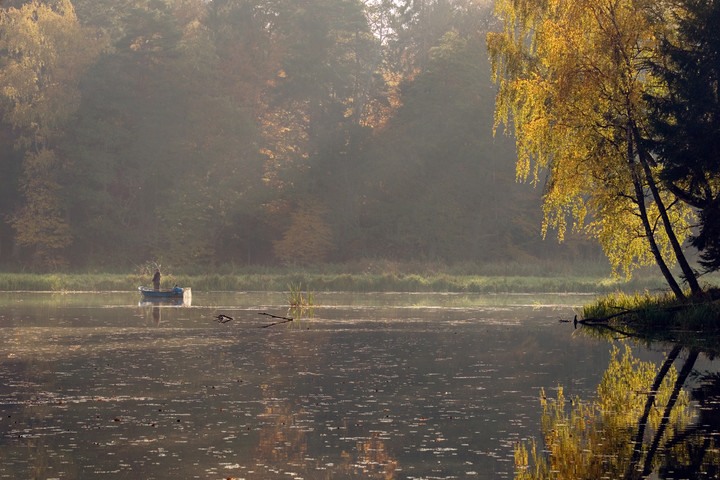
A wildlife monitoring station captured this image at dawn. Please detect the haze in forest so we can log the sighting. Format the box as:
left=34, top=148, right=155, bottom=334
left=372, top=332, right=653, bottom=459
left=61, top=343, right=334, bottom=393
left=0, top=0, right=599, bottom=270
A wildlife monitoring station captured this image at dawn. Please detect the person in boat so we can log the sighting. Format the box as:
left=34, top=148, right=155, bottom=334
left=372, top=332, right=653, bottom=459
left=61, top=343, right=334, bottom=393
left=152, top=269, right=161, bottom=291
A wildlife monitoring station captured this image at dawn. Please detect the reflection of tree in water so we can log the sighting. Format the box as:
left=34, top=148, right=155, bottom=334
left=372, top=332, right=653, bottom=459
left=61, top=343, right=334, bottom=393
left=660, top=372, right=720, bottom=479
left=0, top=357, right=81, bottom=478
left=515, top=344, right=720, bottom=479
left=252, top=335, right=399, bottom=478
left=254, top=382, right=309, bottom=463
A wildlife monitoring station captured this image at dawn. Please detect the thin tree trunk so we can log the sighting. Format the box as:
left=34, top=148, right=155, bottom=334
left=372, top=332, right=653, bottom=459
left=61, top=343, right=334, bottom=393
left=625, top=345, right=683, bottom=479
left=641, top=349, right=699, bottom=477
left=627, top=125, right=685, bottom=299
left=632, top=124, right=702, bottom=295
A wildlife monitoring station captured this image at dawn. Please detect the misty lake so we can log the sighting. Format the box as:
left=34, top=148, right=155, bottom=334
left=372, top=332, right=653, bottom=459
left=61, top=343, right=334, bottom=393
left=1, top=291, right=718, bottom=479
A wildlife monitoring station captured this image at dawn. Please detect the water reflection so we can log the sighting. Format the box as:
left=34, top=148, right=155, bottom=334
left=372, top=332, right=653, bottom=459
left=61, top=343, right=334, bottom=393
left=2, top=291, right=713, bottom=479
left=516, top=341, right=720, bottom=479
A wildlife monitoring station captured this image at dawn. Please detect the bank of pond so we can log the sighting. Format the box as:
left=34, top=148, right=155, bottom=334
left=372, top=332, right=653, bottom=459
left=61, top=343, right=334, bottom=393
left=0, top=270, right=683, bottom=294
left=579, top=289, right=720, bottom=352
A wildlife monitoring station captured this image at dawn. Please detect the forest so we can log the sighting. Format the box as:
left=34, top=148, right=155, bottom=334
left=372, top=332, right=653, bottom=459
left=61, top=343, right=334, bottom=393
left=1, top=0, right=718, bottom=285
left=0, top=0, right=600, bottom=271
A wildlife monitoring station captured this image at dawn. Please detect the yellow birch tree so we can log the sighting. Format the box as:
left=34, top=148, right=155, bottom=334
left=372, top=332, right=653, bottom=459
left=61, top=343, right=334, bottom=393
left=487, top=0, right=698, bottom=296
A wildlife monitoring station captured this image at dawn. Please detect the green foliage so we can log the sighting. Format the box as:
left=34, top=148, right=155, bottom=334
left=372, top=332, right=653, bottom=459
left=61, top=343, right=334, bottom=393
left=360, top=27, right=548, bottom=263
left=647, top=0, right=720, bottom=274
left=581, top=289, right=720, bottom=335
left=0, top=265, right=685, bottom=294
left=286, top=281, right=315, bottom=308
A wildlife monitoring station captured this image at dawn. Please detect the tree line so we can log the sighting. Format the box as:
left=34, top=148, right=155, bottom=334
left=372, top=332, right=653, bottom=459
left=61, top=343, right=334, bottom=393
left=2, top=0, right=717, bottom=288
left=0, top=0, right=584, bottom=270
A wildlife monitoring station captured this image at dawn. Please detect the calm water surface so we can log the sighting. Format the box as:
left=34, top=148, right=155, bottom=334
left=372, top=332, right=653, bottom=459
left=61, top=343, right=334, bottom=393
left=0, top=291, right=713, bottom=479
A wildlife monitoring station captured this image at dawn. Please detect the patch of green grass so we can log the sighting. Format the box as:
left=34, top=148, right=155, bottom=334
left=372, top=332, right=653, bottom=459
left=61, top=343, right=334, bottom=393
left=0, top=273, right=146, bottom=291
left=580, top=289, right=720, bottom=347
left=0, top=265, right=713, bottom=294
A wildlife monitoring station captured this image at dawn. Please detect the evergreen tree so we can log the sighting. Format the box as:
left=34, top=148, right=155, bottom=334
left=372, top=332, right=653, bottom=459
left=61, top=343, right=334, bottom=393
left=647, top=0, right=720, bottom=274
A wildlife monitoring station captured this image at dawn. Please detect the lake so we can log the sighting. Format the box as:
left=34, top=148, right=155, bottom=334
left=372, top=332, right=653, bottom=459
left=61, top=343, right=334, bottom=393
left=0, top=291, right=717, bottom=479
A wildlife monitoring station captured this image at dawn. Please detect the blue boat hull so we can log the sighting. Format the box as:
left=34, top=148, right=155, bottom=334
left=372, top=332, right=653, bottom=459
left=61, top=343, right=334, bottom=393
left=138, top=287, right=192, bottom=305
left=139, top=288, right=183, bottom=298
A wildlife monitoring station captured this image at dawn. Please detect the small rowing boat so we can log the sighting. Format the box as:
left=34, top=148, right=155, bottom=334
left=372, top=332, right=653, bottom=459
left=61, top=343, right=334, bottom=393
left=138, top=286, right=191, bottom=303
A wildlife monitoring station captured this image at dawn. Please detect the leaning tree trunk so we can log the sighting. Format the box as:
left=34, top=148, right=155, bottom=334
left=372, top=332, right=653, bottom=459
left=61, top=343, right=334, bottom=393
left=632, top=123, right=702, bottom=295
left=641, top=349, right=699, bottom=477
left=627, top=125, right=685, bottom=299
left=626, top=345, right=683, bottom=479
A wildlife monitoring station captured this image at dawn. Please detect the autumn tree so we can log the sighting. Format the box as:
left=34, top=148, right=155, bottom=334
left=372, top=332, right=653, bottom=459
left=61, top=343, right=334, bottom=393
left=257, top=0, right=386, bottom=260
left=488, top=0, right=701, bottom=297
left=61, top=0, right=268, bottom=266
left=154, top=0, right=266, bottom=265
left=0, top=0, right=606, bottom=270
left=273, top=201, right=334, bottom=265
left=360, top=28, right=550, bottom=262
left=62, top=0, right=188, bottom=265
left=0, top=0, right=103, bottom=267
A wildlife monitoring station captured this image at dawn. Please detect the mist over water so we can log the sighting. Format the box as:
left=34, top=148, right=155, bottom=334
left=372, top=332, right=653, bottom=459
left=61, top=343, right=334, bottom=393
left=0, top=292, right=708, bottom=479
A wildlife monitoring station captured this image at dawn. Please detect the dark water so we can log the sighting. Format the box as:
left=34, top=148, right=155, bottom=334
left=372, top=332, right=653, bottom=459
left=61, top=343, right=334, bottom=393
left=0, top=291, right=714, bottom=479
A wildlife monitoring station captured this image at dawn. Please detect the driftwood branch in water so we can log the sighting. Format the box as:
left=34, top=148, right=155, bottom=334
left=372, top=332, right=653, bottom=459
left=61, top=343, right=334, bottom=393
left=259, top=312, right=294, bottom=328
left=214, top=314, right=233, bottom=323
left=578, top=309, right=635, bottom=325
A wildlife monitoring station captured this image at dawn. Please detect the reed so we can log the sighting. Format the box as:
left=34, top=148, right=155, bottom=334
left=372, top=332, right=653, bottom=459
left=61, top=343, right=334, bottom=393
left=0, top=273, right=146, bottom=291
left=0, top=269, right=708, bottom=294
left=287, top=282, right=305, bottom=307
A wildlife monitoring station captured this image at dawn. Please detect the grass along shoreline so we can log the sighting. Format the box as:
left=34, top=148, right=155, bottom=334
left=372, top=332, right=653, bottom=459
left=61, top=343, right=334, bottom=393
left=578, top=289, right=720, bottom=352
left=0, top=271, right=683, bottom=293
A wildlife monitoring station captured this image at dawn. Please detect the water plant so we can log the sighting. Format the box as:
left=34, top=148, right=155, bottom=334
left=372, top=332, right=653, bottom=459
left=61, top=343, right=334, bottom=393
left=287, top=282, right=314, bottom=307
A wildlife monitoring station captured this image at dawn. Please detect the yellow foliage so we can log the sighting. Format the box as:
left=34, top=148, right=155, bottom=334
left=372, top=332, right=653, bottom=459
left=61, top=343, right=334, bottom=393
left=488, top=0, right=696, bottom=280
left=515, top=345, right=695, bottom=479
left=273, top=202, right=335, bottom=265
left=13, top=149, right=72, bottom=267
left=0, top=0, right=105, bottom=147
left=0, top=0, right=105, bottom=267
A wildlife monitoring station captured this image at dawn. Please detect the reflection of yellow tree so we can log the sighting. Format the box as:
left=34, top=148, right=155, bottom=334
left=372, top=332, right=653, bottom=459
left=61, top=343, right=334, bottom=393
left=515, top=345, right=695, bottom=479
left=252, top=335, right=399, bottom=478
left=254, top=381, right=309, bottom=464
left=351, top=437, right=399, bottom=479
